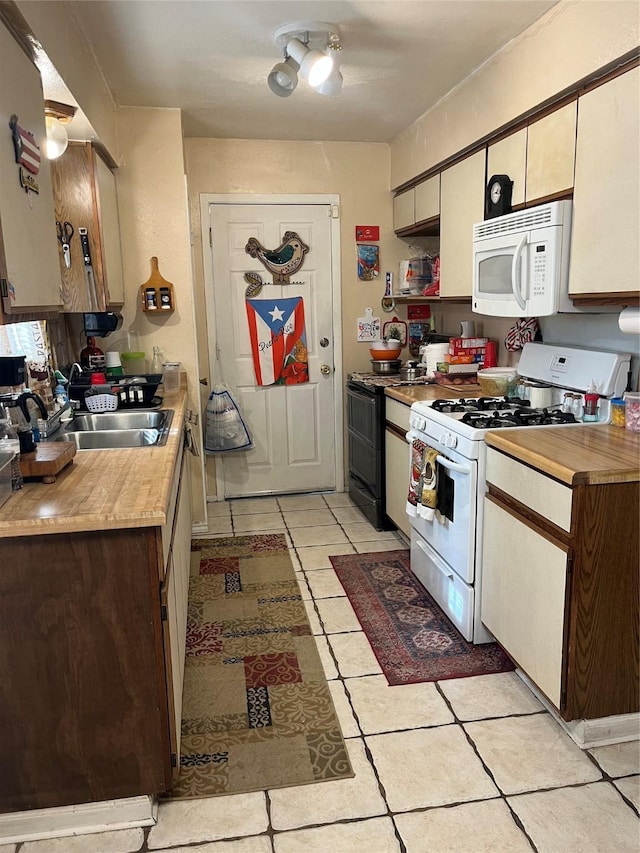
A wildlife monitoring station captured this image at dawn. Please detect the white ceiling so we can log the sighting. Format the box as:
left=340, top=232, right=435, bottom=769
left=55, top=0, right=558, bottom=144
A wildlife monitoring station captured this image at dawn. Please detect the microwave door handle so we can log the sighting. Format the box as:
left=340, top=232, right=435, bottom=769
left=511, top=234, right=527, bottom=311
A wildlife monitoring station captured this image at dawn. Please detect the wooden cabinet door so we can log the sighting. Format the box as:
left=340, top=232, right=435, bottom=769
left=481, top=497, right=568, bottom=709
left=94, top=154, right=125, bottom=307
left=439, top=150, right=485, bottom=298
left=414, top=175, right=439, bottom=224
left=526, top=102, right=577, bottom=204
left=487, top=128, right=526, bottom=209
left=569, top=68, right=639, bottom=295
left=51, top=142, right=125, bottom=311
left=0, top=23, right=60, bottom=318
left=393, top=188, right=415, bottom=231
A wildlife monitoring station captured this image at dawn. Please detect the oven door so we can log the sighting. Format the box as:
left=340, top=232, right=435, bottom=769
left=406, top=431, right=478, bottom=583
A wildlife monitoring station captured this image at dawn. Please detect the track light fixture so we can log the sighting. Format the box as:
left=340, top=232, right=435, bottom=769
left=269, top=21, right=342, bottom=98
left=44, top=99, right=76, bottom=159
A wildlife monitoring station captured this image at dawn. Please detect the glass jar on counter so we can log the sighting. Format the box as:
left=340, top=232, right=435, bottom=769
left=623, top=392, right=640, bottom=432
left=610, top=397, right=626, bottom=428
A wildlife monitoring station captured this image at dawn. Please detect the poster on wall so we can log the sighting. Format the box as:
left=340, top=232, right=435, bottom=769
left=245, top=297, right=309, bottom=386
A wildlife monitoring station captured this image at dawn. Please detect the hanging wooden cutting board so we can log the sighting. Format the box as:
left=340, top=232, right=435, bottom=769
left=20, top=442, right=76, bottom=483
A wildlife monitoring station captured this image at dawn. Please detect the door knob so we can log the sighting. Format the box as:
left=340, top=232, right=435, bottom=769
left=320, top=337, right=329, bottom=347
left=320, top=364, right=332, bottom=376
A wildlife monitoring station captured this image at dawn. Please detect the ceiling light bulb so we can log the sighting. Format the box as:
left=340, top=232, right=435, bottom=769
left=44, top=115, right=68, bottom=159
left=267, top=57, right=299, bottom=97
left=286, top=38, right=334, bottom=88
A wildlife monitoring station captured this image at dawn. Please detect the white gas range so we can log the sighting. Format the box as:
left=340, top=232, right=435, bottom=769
left=406, top=343, right=631, bottom=644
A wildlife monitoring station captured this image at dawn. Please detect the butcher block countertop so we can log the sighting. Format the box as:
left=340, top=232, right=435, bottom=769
left=486, top=424, right=640, bottom=486
left=384, top=384, right=468, bottom=405
left=0, top=391, right=186, bottom=538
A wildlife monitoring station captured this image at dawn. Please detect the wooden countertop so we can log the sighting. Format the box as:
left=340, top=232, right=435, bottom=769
left=486, top=424, right=640, bottom=486
left=384, top=384, right=468, bottom=405
left=0, top=391, right=186, bottom=538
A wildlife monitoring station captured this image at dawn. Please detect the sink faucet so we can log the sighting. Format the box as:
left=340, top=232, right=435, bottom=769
left=68, top=362, right=83, bottom=384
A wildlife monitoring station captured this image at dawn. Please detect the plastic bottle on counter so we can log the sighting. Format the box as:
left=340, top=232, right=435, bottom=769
left=0, top=417, right=23, bottom=491
left=583, top=380, right=599, bottom=422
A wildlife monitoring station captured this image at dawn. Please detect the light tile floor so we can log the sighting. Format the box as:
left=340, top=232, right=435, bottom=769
left=14, top=493, right=638, bottom=853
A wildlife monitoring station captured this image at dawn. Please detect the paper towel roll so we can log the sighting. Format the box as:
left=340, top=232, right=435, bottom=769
left=619, top=307, right=640, bottom=335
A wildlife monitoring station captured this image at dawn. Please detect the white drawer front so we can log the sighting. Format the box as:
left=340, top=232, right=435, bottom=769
left=386, top=398, right=411, bottom=432
left=486, top=447, right=572, bottom=532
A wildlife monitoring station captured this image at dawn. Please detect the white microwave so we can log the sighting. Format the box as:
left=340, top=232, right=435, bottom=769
left=472, top=200, right=575, bottom=317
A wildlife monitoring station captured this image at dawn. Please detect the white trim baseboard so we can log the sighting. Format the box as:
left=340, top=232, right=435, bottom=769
left=191, top=520, right=209, bottom=534
left=0, top=796, right=157, bottom=846
left=516, top=669, right=640, bottom=749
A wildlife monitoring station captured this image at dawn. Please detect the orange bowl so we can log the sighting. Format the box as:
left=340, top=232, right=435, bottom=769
left=370, top=347, right=401, bottom=361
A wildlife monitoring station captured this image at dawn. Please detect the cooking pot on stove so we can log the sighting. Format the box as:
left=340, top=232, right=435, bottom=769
left=370, top=359, right=402, bottom=375
left=399, top=361, right=428, bottom=382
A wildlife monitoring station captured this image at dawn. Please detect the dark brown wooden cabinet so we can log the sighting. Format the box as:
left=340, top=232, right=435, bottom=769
left=0, top=448, right=191, bottom=813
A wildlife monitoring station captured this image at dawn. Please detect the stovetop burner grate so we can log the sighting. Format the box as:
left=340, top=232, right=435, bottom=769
left=460, top=408, right=578, bottom=429
left=430, top=396, right=530, bottom=413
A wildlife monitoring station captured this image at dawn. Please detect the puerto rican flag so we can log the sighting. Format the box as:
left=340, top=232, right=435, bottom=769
left=9, top=115, right=41, bottom=174
left=246, top=297, right=307, bottom=386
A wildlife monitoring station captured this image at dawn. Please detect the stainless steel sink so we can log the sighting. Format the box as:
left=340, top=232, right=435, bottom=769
left=53, top=409, right=173, bottom=450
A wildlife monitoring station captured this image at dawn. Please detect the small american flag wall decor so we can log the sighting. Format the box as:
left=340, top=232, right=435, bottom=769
left=9, top=114, right=41, bottom=194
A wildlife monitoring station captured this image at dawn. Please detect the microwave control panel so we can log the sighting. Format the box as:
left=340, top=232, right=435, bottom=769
left=532, top=243, right=548, bottom=297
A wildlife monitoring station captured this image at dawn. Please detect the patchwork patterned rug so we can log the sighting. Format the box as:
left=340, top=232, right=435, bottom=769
left=330, top=549, right=514, bottom=686
left=170, top=533, right=353, bottom=799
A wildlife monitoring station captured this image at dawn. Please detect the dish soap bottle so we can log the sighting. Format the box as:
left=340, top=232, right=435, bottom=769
left=150, top=345, right=163, bottom=374
left=583, top=381, right=600, bottom=422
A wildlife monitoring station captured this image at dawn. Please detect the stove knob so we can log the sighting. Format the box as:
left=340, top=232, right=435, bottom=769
left=441, top=432, right=457, bottom=449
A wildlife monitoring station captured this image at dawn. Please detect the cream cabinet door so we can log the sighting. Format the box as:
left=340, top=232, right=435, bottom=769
left=414, top=175, right=439, bottom=224
left=526, top=102, right=577, bottom=203
left=481, top=497, right=567, bottom=708
left=385, top=427, right=411, bottom=537
left=439, top=150, right=486, bottom=298
left=569, top=68, right=639, bottom=295
left=393, top=188, right=415, bottom=231
left=0, top=23, right=60, bottom=316
left=487, top=129, right=526, bottom=208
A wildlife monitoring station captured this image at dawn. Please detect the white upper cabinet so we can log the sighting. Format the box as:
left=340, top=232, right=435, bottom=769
left=569, top=68, right=639, bottom=295
left=439, top=150, right=486, bottom=298
left=393, top=188, right=415, bottom=231
left=414, top=174, right=440, bottom=224
left=0, top=23, right=60, bottom=318
left=526, top=102, right=577, bottom=203
left=487, top=129, right=527, bottom=209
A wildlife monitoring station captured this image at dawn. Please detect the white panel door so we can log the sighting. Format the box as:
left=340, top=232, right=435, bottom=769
left=209, top=203, right=336, bottom=497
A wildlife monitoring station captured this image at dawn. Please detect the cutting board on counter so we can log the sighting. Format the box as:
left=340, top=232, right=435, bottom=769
left=20, top=443, right=76, bottom=483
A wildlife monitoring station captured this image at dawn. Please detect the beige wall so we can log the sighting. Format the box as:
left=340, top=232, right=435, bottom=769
left=391, top=0, right=640, bottom=188
left=113, top=107, right=206, bottom=522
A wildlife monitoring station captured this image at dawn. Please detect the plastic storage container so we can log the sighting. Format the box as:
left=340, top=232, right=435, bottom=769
left=623, top=392, right=640, bottom=432
left=163, top=362, right=181, bottom=393
left=121, top=351, right=147, bottom=376
left=476, top=368, right=518, bottom=397
left=610, top=397, right=626, bottom=428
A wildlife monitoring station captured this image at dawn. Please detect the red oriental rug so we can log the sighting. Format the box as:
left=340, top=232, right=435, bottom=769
left=329, top=549, right=514, bottom=686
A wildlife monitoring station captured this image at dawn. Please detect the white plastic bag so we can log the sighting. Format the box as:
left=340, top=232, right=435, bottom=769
left=205, top=384, right=253, bottom=453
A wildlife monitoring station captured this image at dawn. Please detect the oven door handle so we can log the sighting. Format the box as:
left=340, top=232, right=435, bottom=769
left=435, top=455, right=472, bottom=475
left=415, top=538, right=454, bottom=579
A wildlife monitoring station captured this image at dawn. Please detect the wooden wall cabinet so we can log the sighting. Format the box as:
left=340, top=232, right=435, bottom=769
left=0, top=22, right=61, bottom=319
left=481, top=446, right=638, bottom=721
left=393, top=188, right=415, bottom=231
left=384, top=398, right=411, bottom=537
left=569, top=67, right=639, bottom=297
left=0, top=442, right=192, bottom=812
left=525, top=102, right=577, bottom=203
left=439, top=150, right=485, bottom=298
left=414, top=174, right=440, bottom=226
left=487, top=129, right=527, bottom=209
left=50, top=142, right=125, bottom=313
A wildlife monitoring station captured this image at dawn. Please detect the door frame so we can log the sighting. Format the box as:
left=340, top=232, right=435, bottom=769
left=200, top=193, right=344, bottom=500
